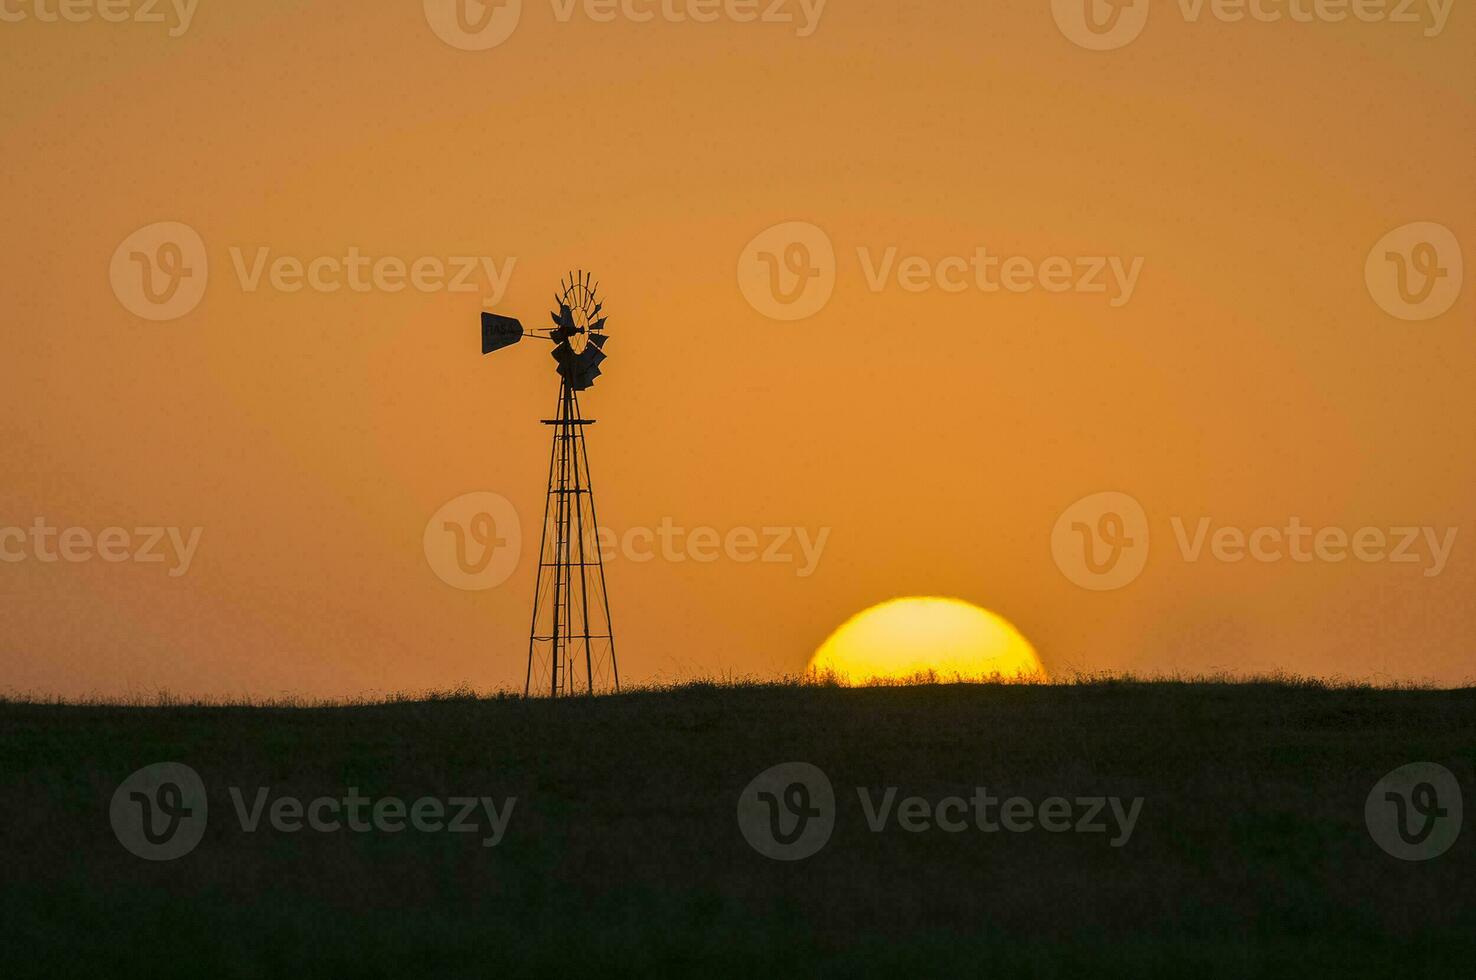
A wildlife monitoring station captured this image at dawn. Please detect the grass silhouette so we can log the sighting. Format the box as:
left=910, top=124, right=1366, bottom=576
left=2, top=677, right=1471, bottom=977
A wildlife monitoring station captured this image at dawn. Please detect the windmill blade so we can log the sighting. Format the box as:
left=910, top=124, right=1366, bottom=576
left=551, top=343, right=606, bottom=369
left=570, top=361, right=602, bottom=390
left=481, top=312, right=524, bottom=355
left=550, top=341, right=578, bottom=370
left=588, top=332, right=608, bottom=350
left=551, top=341, right=608, bottom=390
left=577, top=348, right=607, bottom=388
left=551, top=342, right=576, bottom=384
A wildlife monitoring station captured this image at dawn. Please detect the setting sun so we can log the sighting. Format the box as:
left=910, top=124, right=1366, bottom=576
left=809, top=597, right=1046, bottom=684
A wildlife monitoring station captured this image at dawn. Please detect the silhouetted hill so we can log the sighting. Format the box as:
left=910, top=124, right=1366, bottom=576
left=3, top=679, right=1472, bottom=977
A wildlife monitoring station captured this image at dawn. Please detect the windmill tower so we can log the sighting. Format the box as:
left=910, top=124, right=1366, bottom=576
left=480, top=271, right=619, bottom=696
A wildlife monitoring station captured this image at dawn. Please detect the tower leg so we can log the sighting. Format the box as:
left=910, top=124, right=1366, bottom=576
left=525, top=384, right=562, bottom=697
left=572, top=388, right=618, bottom=693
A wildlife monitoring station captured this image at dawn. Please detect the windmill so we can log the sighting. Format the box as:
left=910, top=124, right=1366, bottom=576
left=481, top=271, right=618, bottom=696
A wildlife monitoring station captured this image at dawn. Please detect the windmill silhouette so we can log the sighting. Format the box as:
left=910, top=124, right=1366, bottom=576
left=481, top=271, right=618, bottom=696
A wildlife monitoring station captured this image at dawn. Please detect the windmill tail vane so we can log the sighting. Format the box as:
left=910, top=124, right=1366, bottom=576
left=479, top=270, right=618, bottom=697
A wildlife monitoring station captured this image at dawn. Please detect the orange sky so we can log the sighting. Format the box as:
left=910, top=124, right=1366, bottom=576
left=2, top=1, right=1473, bottom=697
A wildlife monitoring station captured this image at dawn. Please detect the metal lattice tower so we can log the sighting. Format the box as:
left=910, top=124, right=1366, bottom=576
left=527, top=378, right=618, bottom=695
left=480, top=270, right=619, bottom=696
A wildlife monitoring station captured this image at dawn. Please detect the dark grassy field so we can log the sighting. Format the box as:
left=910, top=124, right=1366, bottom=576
left=3, top=679, right=1473, bottom=978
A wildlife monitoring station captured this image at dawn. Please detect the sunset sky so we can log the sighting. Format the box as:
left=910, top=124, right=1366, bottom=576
left=3, top=1, right=1472, bottom=697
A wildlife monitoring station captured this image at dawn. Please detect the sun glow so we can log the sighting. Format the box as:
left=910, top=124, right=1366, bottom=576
left=808, top=597, right=1046, bottom=684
